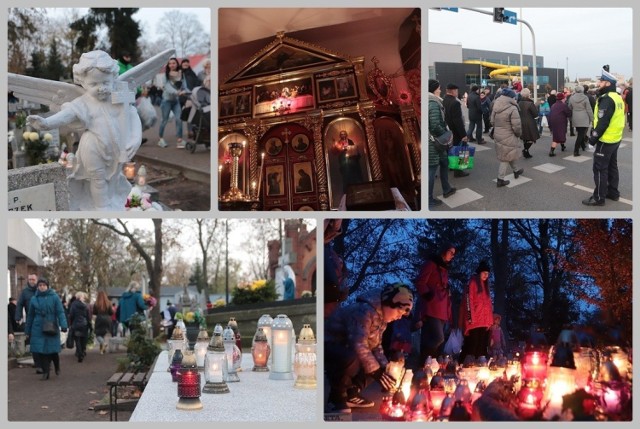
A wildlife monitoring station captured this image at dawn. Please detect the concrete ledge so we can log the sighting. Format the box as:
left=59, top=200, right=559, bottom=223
left=8, top=163, right=70, bottom=210
left=109, top=337, right=128, bottom=353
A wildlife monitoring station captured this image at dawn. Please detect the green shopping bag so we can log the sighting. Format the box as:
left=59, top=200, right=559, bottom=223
left=448, top=145, right=475, bottom=170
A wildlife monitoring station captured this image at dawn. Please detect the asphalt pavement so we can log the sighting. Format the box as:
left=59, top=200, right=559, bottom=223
left=430, top=126, right=633, bottom=212
left=7, top=345, right=134, bottom=422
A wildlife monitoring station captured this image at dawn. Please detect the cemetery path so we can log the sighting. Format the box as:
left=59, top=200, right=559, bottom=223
left=8, top=346, right=133, bottom=422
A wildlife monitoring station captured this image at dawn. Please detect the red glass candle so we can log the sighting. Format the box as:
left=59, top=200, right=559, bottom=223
left=517, top=381, right=544, bottom=419
left=178, top=367, right=201, bottom=398
left=522, top=351, right=548, bottom=381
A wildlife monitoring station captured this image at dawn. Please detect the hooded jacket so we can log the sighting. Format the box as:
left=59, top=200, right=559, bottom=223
left=325, top=289, right=390, bottom=374
left=117, top=290, right=147, bottom=324
left=568, top=88, right=594, bottom=128
left=25, top=288, right=68, bottom=355
left=459, top=274, right=494, bottom=336
left=414, top=255, right=452, bottom=322
left=428, top=93, right=449, bottom=166
left=491, top=95, right=522, bottom=162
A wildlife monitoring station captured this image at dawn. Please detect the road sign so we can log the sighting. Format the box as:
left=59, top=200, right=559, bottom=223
left=503, top=9, right=518, bottom=25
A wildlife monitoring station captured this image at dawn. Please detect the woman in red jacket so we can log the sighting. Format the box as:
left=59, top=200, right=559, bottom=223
left=459, top=260, right=494, bottom=364
left=414, top=242, right=456, bottom=365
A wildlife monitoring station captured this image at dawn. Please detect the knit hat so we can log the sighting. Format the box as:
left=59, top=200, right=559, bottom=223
left=520, top=88, right=531, bottom=98
left=556, top=92, right=565, bottom=101
left=37, top=278, right=49, bottom=287
left=550, top=89, right=557, bottom=95
left=574, top=85, right=583, bottom=93
left=501, top=88, right=516, bottom=99
left=600, top=68, right=617, bottom=85
left=381, top=283, right=414, bottom=314
left=429, top=79, right=441, bottom=93
left=446, top=83, right=459, bottom=90
left=475, top=260, right=491, bottom=274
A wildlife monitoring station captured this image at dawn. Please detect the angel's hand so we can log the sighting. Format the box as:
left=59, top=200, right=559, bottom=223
left=27, top=115, right=49, bottom=130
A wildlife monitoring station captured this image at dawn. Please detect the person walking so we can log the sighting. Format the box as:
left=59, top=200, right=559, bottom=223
left=16, top=273, right=43, bottom=373
left=582, top=68, right=626, bottom=206
left=443, top=83, right=470, bottom=178
left=8, top=297, right=19, bottom=334
left=92, top=291, right=113, bottom=355
left=548, top=92, right=572, bottom=156
left=458, top=260, right=494, bottom=364
left=428, top=79, right=456, bottom=207
left=518, top=88, right=540, bottom=158
left=481, top=89, right=493, bottom=133
left=466, top=85, right=485, bottom=144
left=157, top=57, right=185, bottom=149
left=325, top=283, right=414, bottom=413
left=491, top=88, right=523, bottom=187
left=69, top=292, right=91, bottom=362
left=568, top=85, right=594, bottom=156
left=25, top=278, right=68, bottom=379
left=414, top=242, right=455, bottom=365
left=117, top=281, right=147, bottom=334
left=621, top=83, right=632, bottom=131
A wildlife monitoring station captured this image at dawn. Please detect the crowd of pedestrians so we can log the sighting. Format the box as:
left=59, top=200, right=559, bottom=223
left=427, top=64, right=631, bottom=208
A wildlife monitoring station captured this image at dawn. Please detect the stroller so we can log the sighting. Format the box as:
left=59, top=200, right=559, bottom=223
left=181, top=85, right=211, bottom=153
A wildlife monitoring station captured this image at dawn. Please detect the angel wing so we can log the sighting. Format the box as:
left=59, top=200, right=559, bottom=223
left=119, top=48, right=175, bottom=89
left=8, top=73, right=84, bottom=112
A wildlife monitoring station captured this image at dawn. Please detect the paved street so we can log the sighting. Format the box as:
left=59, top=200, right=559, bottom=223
left=430, top=127, right=632, bottom=212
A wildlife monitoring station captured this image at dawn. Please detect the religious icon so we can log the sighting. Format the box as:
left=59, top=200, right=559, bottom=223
left=336, top=76, right=356, bottom=98
left=265, top=165, right=285, bottom=196
left=266, top=137, right=283, bottom=156
left=294, top=162, right=313, bottom=193
left=318, top=79, right=337, bottom=101
left=292, top=134, right=310, bottom=153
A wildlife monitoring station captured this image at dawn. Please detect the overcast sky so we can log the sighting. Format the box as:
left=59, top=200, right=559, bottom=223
left=428, top=7, right=632, bottom=81
left=48, top=8, right=211, bottom=43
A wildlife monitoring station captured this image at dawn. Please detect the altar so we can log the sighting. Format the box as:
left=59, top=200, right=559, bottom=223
left=129, top=351, right=317, bottom=422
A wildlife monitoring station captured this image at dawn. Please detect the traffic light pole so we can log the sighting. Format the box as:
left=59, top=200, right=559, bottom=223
left=461, top=7, right=538, bottom=101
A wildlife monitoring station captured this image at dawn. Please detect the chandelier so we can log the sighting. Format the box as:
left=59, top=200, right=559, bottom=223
left=272, top=96, right=291, bottom=115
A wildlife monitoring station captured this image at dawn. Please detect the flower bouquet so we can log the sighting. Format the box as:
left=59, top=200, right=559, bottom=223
left=125, top=186, right=162, bottom=211
left=23, top=131, right=53, bottom=165
left=182, top=309, right=207, bottom=328
left=143, top=293, right=157, bottom=309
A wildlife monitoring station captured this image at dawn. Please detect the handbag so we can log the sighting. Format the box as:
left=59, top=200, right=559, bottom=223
left=66, top=330, right=75, bottom=349
left=448, top=145, right=476, bottom=170
left=429, top=129, right=453, bottom=152
left=42, top=319, right=58, bottom=336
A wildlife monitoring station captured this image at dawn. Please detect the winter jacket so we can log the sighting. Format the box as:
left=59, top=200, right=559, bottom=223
left=467, top=90, right=483, bottom=121
left=567, top=91, right=594, bottom=128
left=518, top=98, right=540, bottom=142
left=93, top=304, right=113, bottom=337
left=549, top=101, right=572, bottom=142
left=25, top=288, right=67, bottom=355
left=459, top=274, right=494, bottom=336
left=428, top=93, right=449, bottom=167
left=324, top=290, right=390, bottom=374
left=443, top=94, right=467, bottom=142
left=15, top=282, right=37, bottom=323
left=491, top=95, right=522, bottom=162
left=117, top=291, right=147, bottom=324
left=69, top=300, right=90, bottom=337
left=414, top=255, right=452, bottom=322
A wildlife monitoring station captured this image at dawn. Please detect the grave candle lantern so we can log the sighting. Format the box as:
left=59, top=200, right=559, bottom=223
left=176, top=350, right=202, bottom=410
left=202, top=324, right=229, bottom=394
left=269, top=314, right=294, bottom=380
left=251, top=327, right=270, bottom=371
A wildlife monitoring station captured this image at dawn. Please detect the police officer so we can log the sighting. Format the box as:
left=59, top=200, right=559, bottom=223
left=582, top=68, right=625, bottom=206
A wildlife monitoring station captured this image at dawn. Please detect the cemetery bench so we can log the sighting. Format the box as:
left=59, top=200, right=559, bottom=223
left=106, top=369, right=150, bottom=421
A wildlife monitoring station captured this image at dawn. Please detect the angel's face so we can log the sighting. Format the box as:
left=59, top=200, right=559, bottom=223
left=83, top=68, right=114, bottom=101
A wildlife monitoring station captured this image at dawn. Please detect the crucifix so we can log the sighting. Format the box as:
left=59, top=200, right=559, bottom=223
left=281, top=127, right=292, bottom=144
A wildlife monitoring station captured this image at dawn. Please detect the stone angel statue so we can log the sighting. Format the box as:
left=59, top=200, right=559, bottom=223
left=8, top=49, right=174, bottom=210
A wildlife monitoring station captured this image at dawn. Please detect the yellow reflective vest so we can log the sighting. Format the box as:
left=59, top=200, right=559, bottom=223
left=594, top=91, right=625, bottom=143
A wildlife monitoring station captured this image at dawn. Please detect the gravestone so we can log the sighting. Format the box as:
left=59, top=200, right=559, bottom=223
left=8, top=163, right=70, bottom=211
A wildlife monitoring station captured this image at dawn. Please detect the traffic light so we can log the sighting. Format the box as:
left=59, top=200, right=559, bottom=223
left=493, top=7, right=505, bottom=23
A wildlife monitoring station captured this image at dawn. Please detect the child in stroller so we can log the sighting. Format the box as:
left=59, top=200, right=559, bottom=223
left=181, top=76, right=211, bottom=153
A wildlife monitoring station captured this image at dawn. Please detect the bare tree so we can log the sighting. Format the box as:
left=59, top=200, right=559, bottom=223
left=195, top=219, right=219, bottom=297
left=93, top=219, right=164, bottom=337
left=155, top=10, right=210, bottom=57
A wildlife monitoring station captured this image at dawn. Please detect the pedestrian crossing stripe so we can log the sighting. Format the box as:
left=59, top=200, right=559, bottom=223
left=564, top=182, right=632, bottom=206
left=533, top=163, right=565, bottom=173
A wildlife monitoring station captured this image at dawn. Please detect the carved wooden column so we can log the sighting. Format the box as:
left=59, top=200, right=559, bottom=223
left=400, top=104, right=421, bottom=180
left=302, top=112, right=328, bottom=210
left=358, top=101, right=382, bottom=181
left=244, top=119, right=265, bottom=196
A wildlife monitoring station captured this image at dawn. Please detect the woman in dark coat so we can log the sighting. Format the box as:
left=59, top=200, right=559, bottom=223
left=548, top=92, right=572, bottom=156
left=69, top=292, right=91, bottom=362
left=25, top=278, right=68, bottom=380
left=93, top=290, right=113, bottom=355
left=517, top=88, right=540, bottom=158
